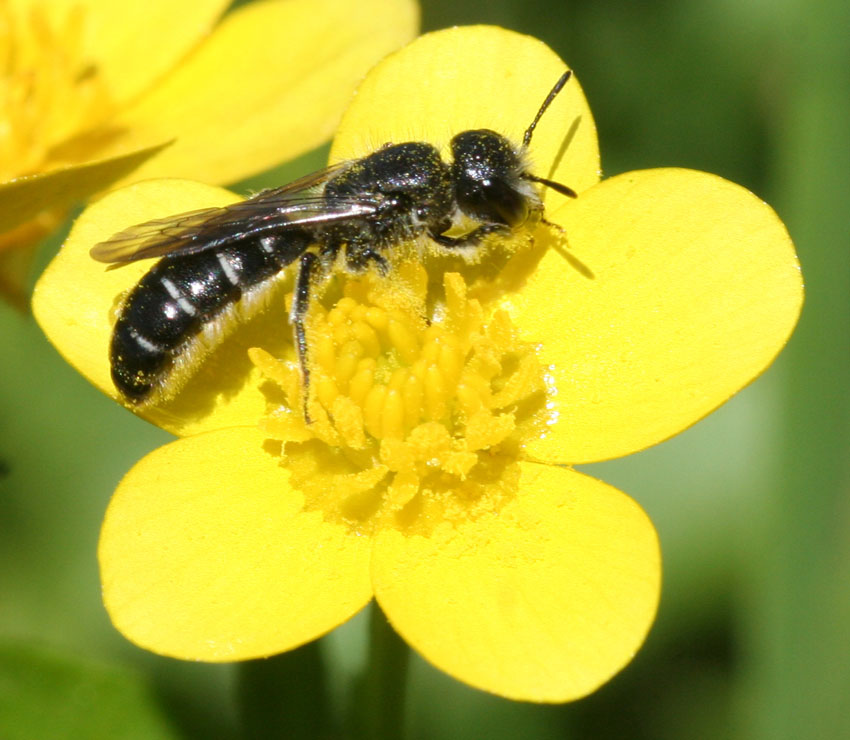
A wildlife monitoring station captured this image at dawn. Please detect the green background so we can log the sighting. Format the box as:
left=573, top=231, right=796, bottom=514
left=2, top=0, right=848, bottom=737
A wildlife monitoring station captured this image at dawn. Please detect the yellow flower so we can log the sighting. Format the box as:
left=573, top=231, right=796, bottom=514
left=32, top=26, right=803, bottom=701
left=0, top=0, right=418, bottom=306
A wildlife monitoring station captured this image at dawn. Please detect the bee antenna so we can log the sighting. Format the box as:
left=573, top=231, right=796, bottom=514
left=522, top=173, right=577, bottom=198
left=522, top=70, right=572, bottom=149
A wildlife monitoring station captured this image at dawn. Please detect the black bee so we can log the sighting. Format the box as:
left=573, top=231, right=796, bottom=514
left=91, top=71, right=577, bottom=407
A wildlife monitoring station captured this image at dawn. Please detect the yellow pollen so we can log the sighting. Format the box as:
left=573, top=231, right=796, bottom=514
left=401, top=372, right=424, bottom=427
left=364, top=306, right=389, bottom=332
left=387, top=315, right=420, bottom=364
left=424, top=363, right=448, bottom=421
left=349, top=359, right=376, bottom=405
left=334, top=340, right=363, bottom=386
left=250, top=262, right=549, bottom=535
left=352, top=320, right=381, bottom=355
left=382, top=388, right=405, bottom=440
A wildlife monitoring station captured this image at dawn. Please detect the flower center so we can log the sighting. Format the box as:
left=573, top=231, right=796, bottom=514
left=0, top=2, right=113, bottom=180
left=250, top=262, right=550, bottom=536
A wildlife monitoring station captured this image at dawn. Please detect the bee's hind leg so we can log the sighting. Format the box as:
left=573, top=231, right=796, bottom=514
left=291, top=250, right=321, bottom=422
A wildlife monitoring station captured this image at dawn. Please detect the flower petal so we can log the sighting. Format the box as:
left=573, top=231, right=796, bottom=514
left=99, top=0, right=419, bottom=186
left=32, top=179, right=279, bottom=437
left=99, top=426, right=373, bottom=661
left=505, top=168, right=803, bottom=463
left=0, top=144, right=167, bottom=234
left=9, top=0, right=231, bottom=106
left=331, top=25, right=600, bottom=209
left=372, top=462, right=660, bottom=701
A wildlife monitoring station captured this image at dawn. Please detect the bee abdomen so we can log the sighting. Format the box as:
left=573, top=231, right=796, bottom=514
left=111, top=232, right=311, bottom=403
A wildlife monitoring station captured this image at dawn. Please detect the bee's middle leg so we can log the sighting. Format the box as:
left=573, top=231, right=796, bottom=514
left=291, top=250, right=321, bottom=421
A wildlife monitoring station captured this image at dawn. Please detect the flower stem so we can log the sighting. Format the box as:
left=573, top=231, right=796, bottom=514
left=351, top=603, right=411, bottom=740
left=236, top=641, right=331, bottom=739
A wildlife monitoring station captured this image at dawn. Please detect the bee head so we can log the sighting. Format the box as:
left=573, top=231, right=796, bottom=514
left=450, top=71, right=578, bottom=230
left=450, top=129, right=538, bottom=228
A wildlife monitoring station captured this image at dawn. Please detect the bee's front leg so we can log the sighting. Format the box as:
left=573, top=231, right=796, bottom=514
left=429, top=223, right=511, bottom=258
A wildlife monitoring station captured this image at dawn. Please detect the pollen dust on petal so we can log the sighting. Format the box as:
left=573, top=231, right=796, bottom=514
left=249, top=261, right=550, bottom=537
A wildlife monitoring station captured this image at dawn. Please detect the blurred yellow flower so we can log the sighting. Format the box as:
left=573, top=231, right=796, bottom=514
left=0, top=0, right=418, bottom=306
left=33, top=26, right=803, bottom=701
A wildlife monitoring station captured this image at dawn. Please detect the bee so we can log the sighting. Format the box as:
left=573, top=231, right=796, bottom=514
left=91, top=71, right=577, bottom=408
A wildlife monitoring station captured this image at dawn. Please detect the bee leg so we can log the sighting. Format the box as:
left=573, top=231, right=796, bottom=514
left=345, top=243, right=389, bottom=275
left=291, top=250, right=320, bottom=422
left=430, top=223, right=510, bottom=257
left=362, top=249, right=389, bottom=275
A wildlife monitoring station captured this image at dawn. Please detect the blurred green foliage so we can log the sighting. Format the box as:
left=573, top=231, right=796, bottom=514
left=2, top=0, right=848, bottom=737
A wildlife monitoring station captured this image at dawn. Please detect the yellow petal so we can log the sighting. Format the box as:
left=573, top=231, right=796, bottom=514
left=99, top=426, right=373, bottom=661
left=100, top=0, right=419, bottom=186
left=0, top=143, right=168, bottom=234
left=32, top=179, right=279, bottom=437
left=505, top=168, right=803, bottom=463
left=372, top=462, right=660, bottom=701
left=331, top=25, right=600, bottom=210
left=8, top=0, right=231, bottom=106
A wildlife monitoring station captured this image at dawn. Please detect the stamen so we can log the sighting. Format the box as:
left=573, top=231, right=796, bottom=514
left=0, top=3, right=113, bottom=180
left=250, top=263, right=550, bottom=535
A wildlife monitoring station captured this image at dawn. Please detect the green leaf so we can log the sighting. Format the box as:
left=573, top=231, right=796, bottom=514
left=0, top=639, right=178, bottom=740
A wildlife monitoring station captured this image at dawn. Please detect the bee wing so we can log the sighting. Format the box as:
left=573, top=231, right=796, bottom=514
left=90, top=162, right=378, bottom=264
left=252, top=160, right=349, bottom=196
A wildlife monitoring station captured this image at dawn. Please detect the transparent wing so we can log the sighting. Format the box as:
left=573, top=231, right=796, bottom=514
left=90, top=162, right=379, bottom=264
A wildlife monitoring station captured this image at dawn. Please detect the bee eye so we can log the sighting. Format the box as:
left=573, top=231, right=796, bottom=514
left=455, top=177, right=529, bottom=227
left=450, top=129, right=529, bottom=227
